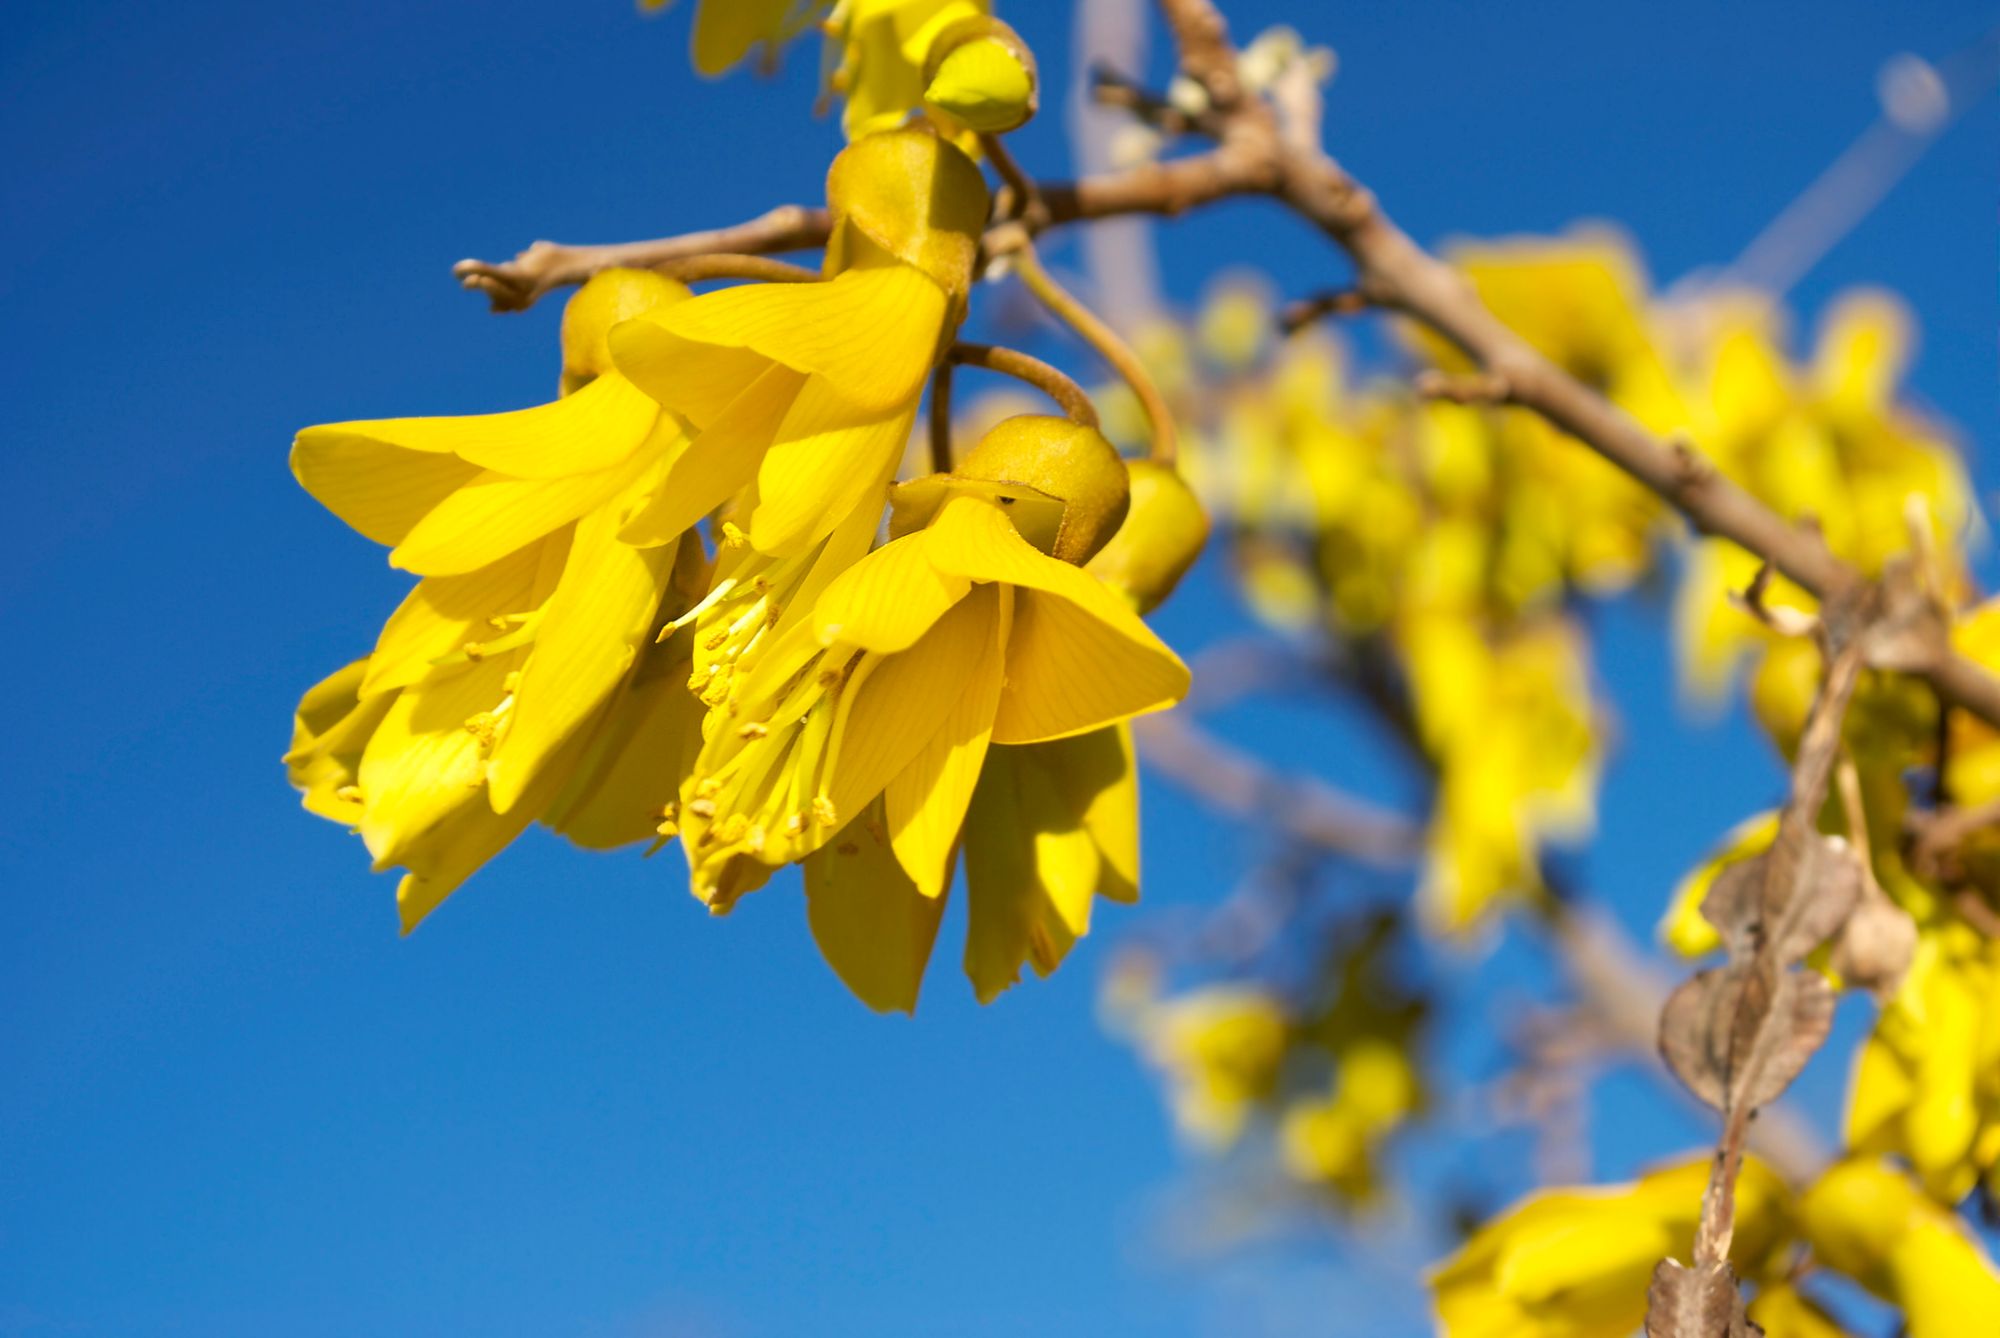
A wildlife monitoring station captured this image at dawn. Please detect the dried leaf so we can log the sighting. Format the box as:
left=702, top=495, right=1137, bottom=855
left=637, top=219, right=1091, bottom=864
left=1660, top=964, right=1836, bottom=1111
left=1696, top=835, right=1861, bottom=966
left=1644, top=1259, right=1760, bottom=1338
left=1769, top=835, right=1862, bottom=964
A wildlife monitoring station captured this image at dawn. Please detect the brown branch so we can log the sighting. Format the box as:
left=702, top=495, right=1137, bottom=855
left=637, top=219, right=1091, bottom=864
left=1279, top=287, right=1378, bottom=333
left=451, top=205, right=832, bottom=312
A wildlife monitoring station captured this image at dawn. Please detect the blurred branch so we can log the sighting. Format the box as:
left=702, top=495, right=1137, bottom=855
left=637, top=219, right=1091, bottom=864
left=1132, top=712, right=1419, bottom=867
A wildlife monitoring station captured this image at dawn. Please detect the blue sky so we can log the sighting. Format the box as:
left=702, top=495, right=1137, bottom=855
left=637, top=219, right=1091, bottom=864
left=2, top=2, right=1995, bottom=1335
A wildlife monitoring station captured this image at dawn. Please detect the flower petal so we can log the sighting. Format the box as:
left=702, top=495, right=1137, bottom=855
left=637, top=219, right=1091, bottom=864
left=828, top=580, right=1000, bottom=826
left=300, top=373, right=663, bottom=482
left=291, top=431, right=482, bottom=546
left=389, top=456, right=644, bottom=577
left=991, top=587, right=1190, bottom=744
left=883, top=585, right=1007, bottom=896
left=394, top=728, right=589, bottom=933
left=286, top=659, right=393, bottom=824
left=804, top=806, right=948, bottom=1014
left=545, top=637, right=706, bottom=849
left=487, top=471, right=679, bottom=813
left=608, top=319, right=777, bottom=427
left=749, top=380, right=913, bottom=556
left=356, top=656, right=517, bottom=866
left=362, top=537, right=568, bottom=695
left=649, top=263, right=945, bottom=412
left=812, top=529, right=971, bottom=653
left=617, top=365, right=805, bottom=548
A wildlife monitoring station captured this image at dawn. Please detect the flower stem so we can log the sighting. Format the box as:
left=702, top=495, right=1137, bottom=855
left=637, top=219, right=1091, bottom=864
left=949, top=342, right=1100, bottom=428
left=928, top=360, right=955, bottom=474
left=1011, top=246, right=1177, bottom=465
left=652, top=253, right=823, bottom=285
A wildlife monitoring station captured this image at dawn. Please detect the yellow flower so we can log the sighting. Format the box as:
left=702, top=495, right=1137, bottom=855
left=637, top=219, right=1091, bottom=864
left=1406, top=613, right=1599, bottom=930
left=641, top=0, right=827, bottom=77
left=287, top=274, right=709, bottom=928
left=1673, top=290, right=1973, bottom=700
left=1800, top=1158, right=2000, bottom=1337
left=1746, top=1284, right=1852, bottom=1338
left=610, top=128, right=988, bottom=557
left=1277, top=1037, right=1419, bottom=1200
left=1137, top=987, right=1290, bottom=1147
left=1428, top=1157, right=1793, bottom=1338
left=675, top=488, right=1189, bottom=911
left=827, top=0, right=988, bottom=140
left=1845, top=924, right=2000, bottom=1202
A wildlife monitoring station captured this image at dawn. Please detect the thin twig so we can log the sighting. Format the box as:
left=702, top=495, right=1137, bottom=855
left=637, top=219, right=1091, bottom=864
left=651, top=253, right=823, bottom=285
left=948, top=342, right=1100, bottom=426
left=1011, top=247, right=1177, bottom=464
left=928, top=361, right=955, bottom=475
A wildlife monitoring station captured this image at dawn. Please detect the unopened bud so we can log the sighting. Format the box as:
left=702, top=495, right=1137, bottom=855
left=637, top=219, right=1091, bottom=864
left=559, top=268, right=690, bottom=396
left=923, top=17, right=1039, bottom=134
left=955, top=415, right=1130, bottom=564
left=1086, top=461, right=1209, bottom=612
left=826, top=128, right=991, bottom=297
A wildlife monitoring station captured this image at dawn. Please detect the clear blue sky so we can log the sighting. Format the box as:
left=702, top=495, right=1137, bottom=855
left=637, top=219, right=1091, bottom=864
left=3, top=3, right=1995, bottom=1335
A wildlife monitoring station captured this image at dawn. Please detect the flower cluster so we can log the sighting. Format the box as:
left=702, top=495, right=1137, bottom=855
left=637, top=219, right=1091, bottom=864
left=289, top=37, right=1200, bottom=1011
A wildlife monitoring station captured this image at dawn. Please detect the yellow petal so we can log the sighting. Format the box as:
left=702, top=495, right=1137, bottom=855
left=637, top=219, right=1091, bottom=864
left=650, top=263, right=946, bottom=411
left=286, top=659, right=393, bottom=823
left=812, top=528, right=971, bottom=653
left=356, top=656, right=516, bottom=867
left=545, top=637, right=706, bottom=849
left=291, top=430, right=481, bottom=546
left=607, top=318, right=778, bottom=428
left=992, top=588, right=1190, bottom=744
left=301, top=374, right=662, bottom=482
left=829, top=579, right=1001, bottom=827
left=884, top=585, right=1008, bottom=895
left=962, top=745, right=1046, bottom=1002
left=395, top=727, right=589, bottom=933
left=389, top=453, right=648, bottom=576
left=617, top=365, right=806, bottom=547
left=362, top=537, right=566, bottom=695
left=689, top=0, right=791, bottom=75
left=748, top=380, right=913, bottom=556
left=804, top=805, right=948, bottom=1013
left=919, top=496, right=1190, bottom=742
left=1037, top=725, right=1140, bottom=909
left=487, top=473, right=679, bottom=813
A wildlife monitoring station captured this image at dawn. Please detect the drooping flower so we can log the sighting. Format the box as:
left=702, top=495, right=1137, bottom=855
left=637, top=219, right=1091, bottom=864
left=827, top=0, right=989, bottom=140
left=610, top=126, right=989, bottom=557
left=1134, top=986, right=1291, bottom=1147
left=286, top=271, right=708, bottom=927
left=675, top=424, right=1188, bottom=910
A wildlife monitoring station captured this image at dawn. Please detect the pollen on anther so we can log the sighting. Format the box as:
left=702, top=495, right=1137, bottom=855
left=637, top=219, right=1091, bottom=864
left=738, top=721, right=769, bottom=740
left=811, top=795, right=839, bottom=827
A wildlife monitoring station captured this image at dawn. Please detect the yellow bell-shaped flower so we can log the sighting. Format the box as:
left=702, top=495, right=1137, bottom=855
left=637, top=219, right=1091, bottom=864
left=676, top=488, right=1189, bottom=910
left=1800, top=1158, right=2000, bottom=1337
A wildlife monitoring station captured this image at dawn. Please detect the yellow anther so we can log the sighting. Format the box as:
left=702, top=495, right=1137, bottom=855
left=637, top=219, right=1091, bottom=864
left=812, top=795, right=839, bottom=828
left=719, top=521, right=749, bottom=549
left=714, top=814, right=751, bottom=844
left=738, top=721, right=770, bottom=740
left=334, top=784, right=364, bottom=804
left=688, top=797, right=719, bottom=820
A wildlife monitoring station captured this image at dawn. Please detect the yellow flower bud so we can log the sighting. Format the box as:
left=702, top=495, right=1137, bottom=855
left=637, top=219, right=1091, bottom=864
left=922, top=17, right=1038, bottom=134
left=825, top=127, right=991, bottom=297
left=558, top=267, right=690, bottom=395
left=1086, top=460, right=1210, bottom=613
left=955, top=415, right=1131, bottom=564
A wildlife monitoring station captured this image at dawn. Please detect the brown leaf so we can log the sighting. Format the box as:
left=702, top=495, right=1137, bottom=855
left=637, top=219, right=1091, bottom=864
left=1644, top=1259, right=1760, bottom=1338
left=1696, top=836, right=1861, bottom=966
left=1659, top=964, right=1837, bottom=1112
left=1769, top=835, right=1863, bottom=964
